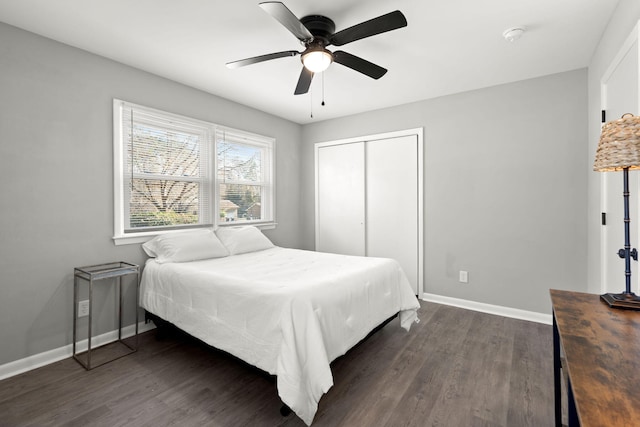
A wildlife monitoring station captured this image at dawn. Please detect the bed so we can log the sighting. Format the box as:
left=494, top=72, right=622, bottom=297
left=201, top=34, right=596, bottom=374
left=139, top=226, right=420, bottom=425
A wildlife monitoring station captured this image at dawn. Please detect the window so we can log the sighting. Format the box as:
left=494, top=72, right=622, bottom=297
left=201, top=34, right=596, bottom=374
left=216, top=128, right=273, bottom=224
left=120, top=105, right=213, bottom=233
left=113, top=100, right=275, bottom=244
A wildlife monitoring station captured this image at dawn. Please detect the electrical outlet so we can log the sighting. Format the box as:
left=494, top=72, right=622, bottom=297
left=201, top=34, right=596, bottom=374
left=459, top=270, right=469, bottom=283
left=78, top=300, right=90, bottom=317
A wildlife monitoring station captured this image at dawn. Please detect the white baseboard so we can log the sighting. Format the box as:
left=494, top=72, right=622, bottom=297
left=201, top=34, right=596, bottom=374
left=0, top=321, right=156, bottom=381
left=421, top=293, right=552, bottom=325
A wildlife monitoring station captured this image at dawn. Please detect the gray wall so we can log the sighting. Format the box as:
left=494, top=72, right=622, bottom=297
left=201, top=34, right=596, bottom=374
left=587, top=1, right=640, bottom=294
left=302, top=69, right=589, bottom=315
left=0, top=22, right=303, bottom=366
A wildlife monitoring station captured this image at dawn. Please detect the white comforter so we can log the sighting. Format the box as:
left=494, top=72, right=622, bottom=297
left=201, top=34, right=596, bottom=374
left=140, top=247, right=420, bottom=425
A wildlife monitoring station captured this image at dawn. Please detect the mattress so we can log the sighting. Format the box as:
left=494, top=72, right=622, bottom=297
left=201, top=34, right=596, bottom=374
left=140, top=246, right=420, bottom=425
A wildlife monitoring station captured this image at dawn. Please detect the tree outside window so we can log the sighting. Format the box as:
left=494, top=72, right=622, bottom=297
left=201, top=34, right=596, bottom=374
left=128, top=124, right=204, bottom=228
left=217, top=140, right=263, bottom=222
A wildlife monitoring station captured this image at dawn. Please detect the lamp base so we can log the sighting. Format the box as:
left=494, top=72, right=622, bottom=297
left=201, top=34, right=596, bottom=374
left=601, top=292, right=640, bottom=310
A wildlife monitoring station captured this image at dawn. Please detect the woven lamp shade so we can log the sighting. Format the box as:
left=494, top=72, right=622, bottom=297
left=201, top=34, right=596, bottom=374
left=594, top=113, right=640, bottom=172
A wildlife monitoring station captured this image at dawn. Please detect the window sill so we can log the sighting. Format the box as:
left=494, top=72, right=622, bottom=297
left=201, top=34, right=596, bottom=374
left=112, top=222, right=277, bottom=246
left=216, top=221, right=277, bottom=230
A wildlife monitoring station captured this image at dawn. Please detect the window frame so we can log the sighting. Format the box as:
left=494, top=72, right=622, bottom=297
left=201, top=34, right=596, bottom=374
left=124, top=106, right=214, bottom=233
left=113, top=99, right=276, bottom=245
left=216, top=126, right=275, bottom=227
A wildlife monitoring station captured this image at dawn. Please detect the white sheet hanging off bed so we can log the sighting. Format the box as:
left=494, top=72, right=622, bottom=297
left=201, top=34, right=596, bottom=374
left=140, top=246, right=420, bottom=425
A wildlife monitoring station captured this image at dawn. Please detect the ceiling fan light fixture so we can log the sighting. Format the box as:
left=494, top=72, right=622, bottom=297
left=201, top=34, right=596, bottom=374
left=302, top=49, right=333, bottom=73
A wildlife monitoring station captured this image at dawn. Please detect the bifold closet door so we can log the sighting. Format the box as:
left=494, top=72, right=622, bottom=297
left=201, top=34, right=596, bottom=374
left=316, top=141, right=366, bottom=256
left=316, top=134, right=421, bottom=294
left=366, top=135, right=419, bottom=292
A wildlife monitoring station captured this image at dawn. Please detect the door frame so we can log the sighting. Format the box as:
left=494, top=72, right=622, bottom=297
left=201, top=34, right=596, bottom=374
left=314, top=128, right=424, bottom=295
left=600, top=20, right=640, bottom=294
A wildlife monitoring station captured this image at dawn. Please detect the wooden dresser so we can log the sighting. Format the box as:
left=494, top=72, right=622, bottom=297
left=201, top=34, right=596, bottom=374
left=550, top=289, right=640, bottom=426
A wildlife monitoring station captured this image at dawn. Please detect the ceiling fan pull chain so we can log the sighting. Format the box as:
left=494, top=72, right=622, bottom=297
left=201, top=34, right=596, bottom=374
left=310, top=85, right=314, bottom=119
left=321, top=72, right=326, bottom=106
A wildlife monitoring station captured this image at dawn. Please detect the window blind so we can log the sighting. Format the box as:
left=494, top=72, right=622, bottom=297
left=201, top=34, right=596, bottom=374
left=215, top=127, right=274, bottom=223
left=113, top=99, right=275, bottom=243
left=121, top=106, right=213, bottom=232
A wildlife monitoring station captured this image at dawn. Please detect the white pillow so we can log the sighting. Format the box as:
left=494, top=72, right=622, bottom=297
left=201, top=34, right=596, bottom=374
left=142, top=229, right=229, bottom=263
left=215, top=226, right=274, bottom=255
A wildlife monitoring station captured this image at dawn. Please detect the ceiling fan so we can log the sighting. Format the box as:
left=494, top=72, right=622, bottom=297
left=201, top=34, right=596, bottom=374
left=226, top=2, right=407, bottom=95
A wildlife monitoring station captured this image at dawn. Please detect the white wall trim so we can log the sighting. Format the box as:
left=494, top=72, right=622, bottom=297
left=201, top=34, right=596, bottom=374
left=0, top=321, right=155, bottom=381
left=599, top=20, right=640, bottom=295
left=422, top=293, right=552, bottom=325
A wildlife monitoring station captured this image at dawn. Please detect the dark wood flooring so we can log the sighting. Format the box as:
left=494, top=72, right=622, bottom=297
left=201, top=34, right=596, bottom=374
left=0, top=302, right=554, bottom=426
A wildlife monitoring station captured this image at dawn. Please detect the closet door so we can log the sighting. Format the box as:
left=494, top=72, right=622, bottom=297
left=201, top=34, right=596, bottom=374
left=366, top=135, right=419, bottom=293
left=316, top=142, right=366, bottom=256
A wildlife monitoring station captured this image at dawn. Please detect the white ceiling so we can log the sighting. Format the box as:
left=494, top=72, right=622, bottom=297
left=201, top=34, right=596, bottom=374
left=0, top=0, right=620, bottom=124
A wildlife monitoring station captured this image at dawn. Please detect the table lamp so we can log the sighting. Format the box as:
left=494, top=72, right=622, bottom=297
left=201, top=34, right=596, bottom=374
left=594, top=113, right=640, bottom=309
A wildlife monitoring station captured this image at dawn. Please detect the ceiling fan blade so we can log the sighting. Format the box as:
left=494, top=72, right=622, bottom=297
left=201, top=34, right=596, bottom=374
left=294, top=67, right=314, bottom=95
left=226, top=50, right=299, bottom=69
left=259, top=2, right=313, bottom=42
left=329, top=10, right=407, bottom=46
left=333, top=51, right=387, bottom=79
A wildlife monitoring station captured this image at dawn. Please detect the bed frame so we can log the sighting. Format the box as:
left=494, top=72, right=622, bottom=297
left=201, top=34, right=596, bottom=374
left=143, top=309, right=398, bottom=418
